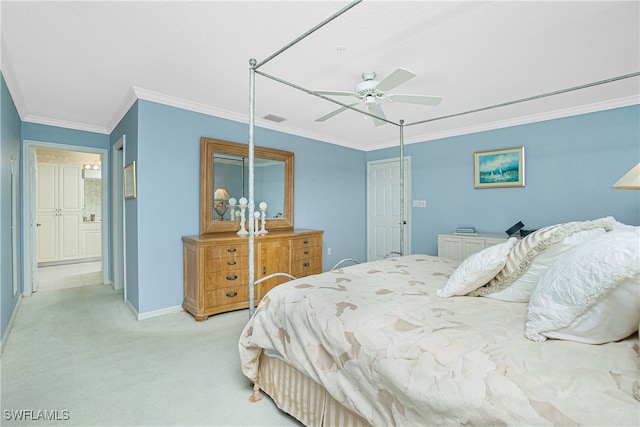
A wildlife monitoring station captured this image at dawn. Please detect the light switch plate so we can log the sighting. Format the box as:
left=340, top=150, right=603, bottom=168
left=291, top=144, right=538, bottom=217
left=412, top=200, right=427, bottom=208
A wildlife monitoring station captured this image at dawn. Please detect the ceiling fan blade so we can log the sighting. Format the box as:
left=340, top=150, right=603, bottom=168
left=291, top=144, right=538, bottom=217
left=367, top=103, right=387, bottom=126
left=386, top=94, right=443, bottom=106
left=376, top=68, right=416, bottom=92
left=312, top=90, right=358, bottom=97
left=315, top=103, right=359, bottom=122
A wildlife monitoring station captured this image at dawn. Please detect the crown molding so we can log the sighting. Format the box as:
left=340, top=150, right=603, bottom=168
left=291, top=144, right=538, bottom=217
left=10, top=78, right=639, bottom=150
left=109, top=86, right=362, bottom=150
left=365, top=95, right=640, bottom=151
left=105, top=86, right=138, bottom=133
left=21, top=114, right=109, bottom=134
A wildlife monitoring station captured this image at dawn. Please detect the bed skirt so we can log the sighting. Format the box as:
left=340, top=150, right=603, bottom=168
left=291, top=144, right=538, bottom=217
left=257, top=352, right=370, bottom=427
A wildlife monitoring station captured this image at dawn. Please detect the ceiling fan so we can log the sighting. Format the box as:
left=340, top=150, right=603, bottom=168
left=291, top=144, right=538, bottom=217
left=313, top=68, right=442, bottom=126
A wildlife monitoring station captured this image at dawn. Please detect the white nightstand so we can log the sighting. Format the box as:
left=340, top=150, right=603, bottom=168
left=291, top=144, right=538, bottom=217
left=437, top=233, right=509, bottom=262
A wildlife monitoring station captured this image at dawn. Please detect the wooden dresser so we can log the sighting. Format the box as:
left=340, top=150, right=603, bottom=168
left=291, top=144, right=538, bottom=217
left=182, top=229, right=323, bottom=320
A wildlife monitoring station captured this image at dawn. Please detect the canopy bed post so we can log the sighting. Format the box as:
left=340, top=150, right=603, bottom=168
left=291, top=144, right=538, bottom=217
left=246, top=1, right=363, bottom=318
left=248, top=58, right=257, bottom=317
left=399, top=119, right=405, bottom=256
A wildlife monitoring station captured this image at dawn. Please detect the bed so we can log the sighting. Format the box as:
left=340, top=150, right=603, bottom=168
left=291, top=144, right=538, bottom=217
left=239, top=217, right=639, bottom=426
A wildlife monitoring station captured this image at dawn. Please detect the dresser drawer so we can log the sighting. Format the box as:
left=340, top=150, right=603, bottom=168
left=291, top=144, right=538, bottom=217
left=204, top=284, right=249, bottom=308
left=291, top=236, right=322, bottom=252
left=291, top=256, right=322, bottom=278
left=204, top=257, right=247, bottom=274
left=291, top=244, right=322, bottom=261
left=204, top=269, right=248, bottom=289
left=205, top=244, right=248, bottom=260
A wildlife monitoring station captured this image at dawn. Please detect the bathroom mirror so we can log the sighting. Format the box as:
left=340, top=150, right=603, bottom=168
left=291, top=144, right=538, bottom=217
left=200, top=137, right=294, bottom=234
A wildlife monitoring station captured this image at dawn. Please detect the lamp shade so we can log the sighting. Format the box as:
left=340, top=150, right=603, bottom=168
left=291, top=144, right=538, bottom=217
left=214, top=188, right=230, bottom=200
left=612, top=163, right=640, bottom=190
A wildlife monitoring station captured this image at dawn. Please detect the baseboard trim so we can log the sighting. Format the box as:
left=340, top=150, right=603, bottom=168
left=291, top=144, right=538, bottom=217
left=0, top=294, right=23, bottom=356
left=126, top=301, right=184, bottom=321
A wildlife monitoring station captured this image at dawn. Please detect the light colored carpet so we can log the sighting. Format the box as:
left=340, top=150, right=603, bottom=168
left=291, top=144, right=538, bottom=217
left=1, top=285, right=301, bottom=426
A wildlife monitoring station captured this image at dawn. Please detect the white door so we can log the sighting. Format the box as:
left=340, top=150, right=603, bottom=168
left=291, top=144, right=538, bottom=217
left=29, top=149, right=39, bottom=293
left=37, top=163, right=58, bottom=262
left=36, top=163, right=82, bottom=262
left=112, top=135, right=125, bottom=293
left=58, top=164, right=82, bottom=260
left=367, top=157, right=411, bottom=261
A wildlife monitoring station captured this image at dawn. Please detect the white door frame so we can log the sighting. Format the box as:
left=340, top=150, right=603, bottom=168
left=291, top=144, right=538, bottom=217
left=112, top=135, right=126, bottom=301
left=22, top=140, right=109, bottom=295
left=366, top=156, right=411, bottom=261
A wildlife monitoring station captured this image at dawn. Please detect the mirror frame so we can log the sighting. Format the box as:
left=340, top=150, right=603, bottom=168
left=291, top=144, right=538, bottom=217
left=200, top=137, right=294, bottom=234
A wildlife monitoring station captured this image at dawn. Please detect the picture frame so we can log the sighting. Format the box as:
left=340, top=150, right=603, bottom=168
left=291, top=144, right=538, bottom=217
left=124, top=161, right=137, bottom=199
left=474, top=146, right=525, bottom=189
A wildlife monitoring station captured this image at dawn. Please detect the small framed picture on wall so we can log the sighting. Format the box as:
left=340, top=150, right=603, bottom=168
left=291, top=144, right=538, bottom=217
left=474, top=146, right=525, bottom=189
left=124, top=161, right=137, bottom=199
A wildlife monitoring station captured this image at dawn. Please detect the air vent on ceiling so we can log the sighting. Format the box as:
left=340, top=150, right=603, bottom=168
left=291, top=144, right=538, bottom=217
left=262, top=114, right=287, bottom=123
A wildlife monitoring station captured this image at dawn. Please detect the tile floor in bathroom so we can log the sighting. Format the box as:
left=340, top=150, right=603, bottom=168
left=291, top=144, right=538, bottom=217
left=37, top=260, right=103, bottom=292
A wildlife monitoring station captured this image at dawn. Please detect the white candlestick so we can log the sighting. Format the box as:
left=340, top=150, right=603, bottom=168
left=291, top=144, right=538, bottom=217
left=228, top=198, right=237, bottom=221
left=259, top=202, right=268, bottom=234
left=237, top=198, right=248, bottom=236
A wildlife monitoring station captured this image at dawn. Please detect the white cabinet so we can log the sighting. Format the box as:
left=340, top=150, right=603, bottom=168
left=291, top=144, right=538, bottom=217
left=37, top=163, right=83, bottom=263
left=80, top=222, right=102, bottom=258
left=437, top=233, right=509, bottom=262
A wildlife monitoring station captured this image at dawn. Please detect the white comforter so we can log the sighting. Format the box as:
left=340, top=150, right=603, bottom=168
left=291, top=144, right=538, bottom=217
left=239, top=255, right=639, bottom=426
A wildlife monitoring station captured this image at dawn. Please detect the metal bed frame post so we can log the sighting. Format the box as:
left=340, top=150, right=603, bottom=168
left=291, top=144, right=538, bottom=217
left=248, top=58, right=257, bottom=317
left=399, top=119, right=405, bottom=256
left=247, top=1, right=364, bottom=318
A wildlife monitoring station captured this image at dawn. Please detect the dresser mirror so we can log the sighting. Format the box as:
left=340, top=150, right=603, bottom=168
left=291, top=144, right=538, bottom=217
left=200, top=137, right=294, bottom=234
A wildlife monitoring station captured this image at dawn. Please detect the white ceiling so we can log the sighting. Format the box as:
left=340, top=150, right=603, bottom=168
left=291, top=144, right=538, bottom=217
left=2, top=1, right=639, bottom=151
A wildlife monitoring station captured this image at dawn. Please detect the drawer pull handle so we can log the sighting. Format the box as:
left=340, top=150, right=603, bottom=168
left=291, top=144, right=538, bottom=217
left=227, top=248, right=237, bottom=253
left=304, top=250, right=310, bottom=255
left=227, top=261, right=236, bottom=266
left=303, top=262, right=310, bottom=267
left=226, top=291, right=238, bottom=298
left=226, top=275, right=238, bottom=281
left=303, top=240, right=309, bottom=244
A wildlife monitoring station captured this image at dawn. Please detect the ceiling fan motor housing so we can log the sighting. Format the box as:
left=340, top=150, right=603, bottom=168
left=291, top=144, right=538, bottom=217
left=355, top=79, right=382, bottom=99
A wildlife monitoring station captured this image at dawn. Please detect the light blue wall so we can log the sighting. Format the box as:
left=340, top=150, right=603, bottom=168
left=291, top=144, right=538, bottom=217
left=134, top=100, right=366, bottom=313
left=110, top=101, right=139, bottom=309
left=367, top=105, right=640, bottom=256
left=8, top=95, right=638, bottom=318
left=1, top=73, right=22, bottom=343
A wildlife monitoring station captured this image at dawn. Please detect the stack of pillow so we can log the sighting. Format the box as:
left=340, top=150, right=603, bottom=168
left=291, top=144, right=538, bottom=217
left=436, top=217, right=640, bottom=344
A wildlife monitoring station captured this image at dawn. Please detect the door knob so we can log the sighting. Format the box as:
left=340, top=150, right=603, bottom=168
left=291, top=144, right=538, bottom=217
left=36, top=223, right=41, bottom=227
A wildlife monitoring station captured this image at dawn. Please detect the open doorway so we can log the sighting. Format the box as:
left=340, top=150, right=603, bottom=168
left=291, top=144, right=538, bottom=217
left=35, top=148, right=103, bottom=291
left=22, top=141, right=109, bottom=296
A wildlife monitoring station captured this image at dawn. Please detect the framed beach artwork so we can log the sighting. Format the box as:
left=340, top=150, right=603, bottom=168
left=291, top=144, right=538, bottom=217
left=474, top=146, right=525, bottom=189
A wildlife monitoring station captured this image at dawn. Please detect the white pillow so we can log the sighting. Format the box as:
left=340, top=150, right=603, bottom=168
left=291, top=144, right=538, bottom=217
left=486, top=228, right=607, bottom=302
left=436, top=238, right=517, bottom=298
left=469, top=217, right=614, bottom=298
left=525, top=231, right=640, bottom=344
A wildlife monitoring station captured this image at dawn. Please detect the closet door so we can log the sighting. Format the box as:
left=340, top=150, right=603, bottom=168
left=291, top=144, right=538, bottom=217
left=58, top=165, right=82, bottom=260
left=37, top=163, right=58, bottom=262
left=36, top=163, right=82, bottom=262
